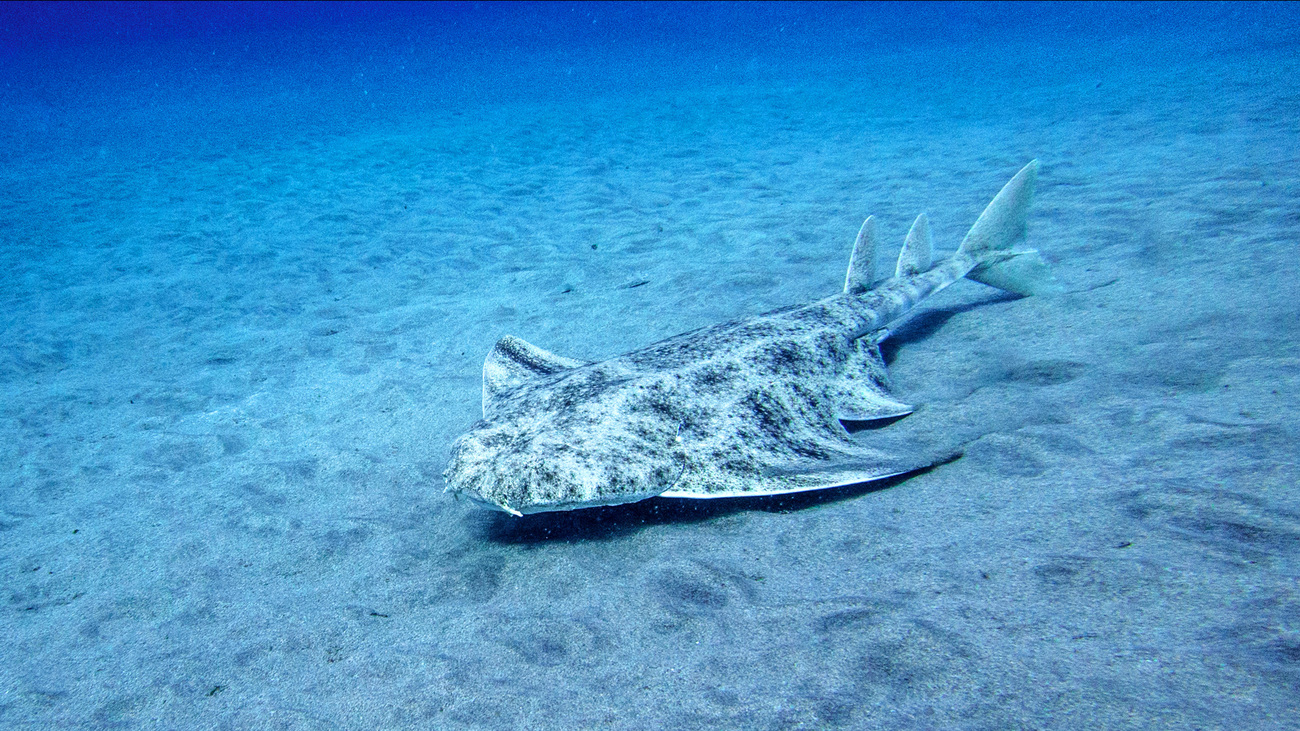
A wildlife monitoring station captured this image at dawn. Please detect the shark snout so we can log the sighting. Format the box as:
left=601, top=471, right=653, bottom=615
left=450, top=484, right=524, bottom=516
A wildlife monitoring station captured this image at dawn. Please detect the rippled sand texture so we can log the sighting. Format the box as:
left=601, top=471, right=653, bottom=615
left=1, top=6, right=1297, bottom=729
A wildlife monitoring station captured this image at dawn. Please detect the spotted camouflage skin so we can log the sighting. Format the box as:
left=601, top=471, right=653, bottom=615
left=444, top=162, right=1047, bottom=515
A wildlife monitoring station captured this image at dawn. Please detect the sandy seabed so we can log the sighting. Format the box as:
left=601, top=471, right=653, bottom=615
left=1, top=28, right=1298, bottom=731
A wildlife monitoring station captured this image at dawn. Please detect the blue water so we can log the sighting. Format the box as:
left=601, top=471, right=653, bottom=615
left=2, top=3, right=1298, bottom=728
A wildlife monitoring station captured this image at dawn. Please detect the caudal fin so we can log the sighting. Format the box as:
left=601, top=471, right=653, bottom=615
left=957, top=160, right=1059, bottom=296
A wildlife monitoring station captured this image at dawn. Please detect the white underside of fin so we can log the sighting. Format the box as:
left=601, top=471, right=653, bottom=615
left=836, top=400, right=914, bottom=423
left=659, top=467, right=915, bottom=499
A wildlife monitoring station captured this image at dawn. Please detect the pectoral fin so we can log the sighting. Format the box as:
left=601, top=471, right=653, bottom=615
left=482, top=335, right=592, bottom=418
left=833, top=338, right=914, bottom=425
left=659, top=448, right=957, bottom=499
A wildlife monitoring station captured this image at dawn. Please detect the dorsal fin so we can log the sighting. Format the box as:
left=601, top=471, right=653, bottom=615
left=482, top=335, right=590, bottom=418
left=895, top=213, right=933, bottom=278
left=843, top=216, right=877, bottom=295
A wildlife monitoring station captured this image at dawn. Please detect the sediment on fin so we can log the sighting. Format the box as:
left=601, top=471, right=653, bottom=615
left=482, top=335, right=591, bottom=417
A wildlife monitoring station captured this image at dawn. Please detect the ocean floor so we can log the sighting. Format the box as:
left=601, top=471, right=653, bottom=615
left=1, top=6, right=1298, bottom=729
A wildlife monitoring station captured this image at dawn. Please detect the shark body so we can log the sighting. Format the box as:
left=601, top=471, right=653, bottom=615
left=445, top=162, right=1053, bottom=515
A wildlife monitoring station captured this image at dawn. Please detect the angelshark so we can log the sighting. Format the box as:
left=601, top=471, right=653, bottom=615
left=445, top=161, right=1053, bottom=515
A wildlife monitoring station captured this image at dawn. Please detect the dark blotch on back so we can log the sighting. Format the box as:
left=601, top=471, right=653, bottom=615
left=552, top=367, right=624, bottom=407
left=743, top=389, right=790, bottom=436
left=690, top=363, right=740, bottom=392
left=764, top=341, right=811, bottom=374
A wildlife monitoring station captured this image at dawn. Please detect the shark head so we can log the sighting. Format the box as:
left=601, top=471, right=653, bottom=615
left=443, top=410, right=684, bottom=516
left=443, top=334, right=692, bottom=515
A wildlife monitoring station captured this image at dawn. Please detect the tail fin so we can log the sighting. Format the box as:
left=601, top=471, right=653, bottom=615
left=957, top=160, right=1059, bottom=296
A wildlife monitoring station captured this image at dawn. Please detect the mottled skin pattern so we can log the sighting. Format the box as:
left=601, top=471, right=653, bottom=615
left=444, top=258, right=988, bottom=515
left=444, top=162, right=1045, bottom=515
left=447, top=297, right=906, bottom=514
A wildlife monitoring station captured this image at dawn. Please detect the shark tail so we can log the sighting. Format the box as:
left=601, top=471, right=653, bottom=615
left=956, top=160, right=1059, bottom=296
